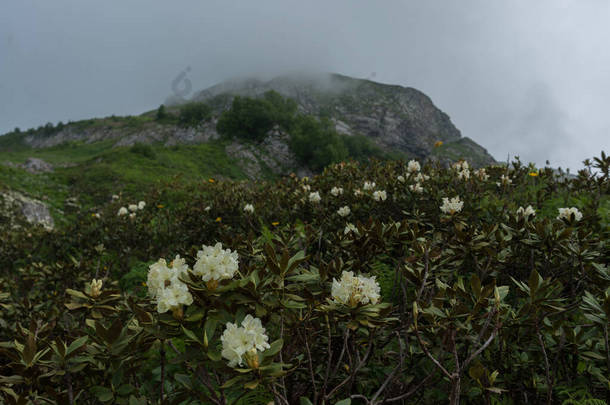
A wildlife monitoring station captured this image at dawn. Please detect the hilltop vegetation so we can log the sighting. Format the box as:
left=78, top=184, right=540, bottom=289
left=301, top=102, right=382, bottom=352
left=0, top=152, right=608, bottom=404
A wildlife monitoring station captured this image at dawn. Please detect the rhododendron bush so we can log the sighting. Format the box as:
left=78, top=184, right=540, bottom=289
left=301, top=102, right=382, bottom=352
left=0, top=152, right=609, bottom=404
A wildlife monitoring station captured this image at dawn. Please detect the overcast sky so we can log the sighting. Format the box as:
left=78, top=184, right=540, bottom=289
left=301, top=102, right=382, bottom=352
left=1, top=0, right=609, bottom=170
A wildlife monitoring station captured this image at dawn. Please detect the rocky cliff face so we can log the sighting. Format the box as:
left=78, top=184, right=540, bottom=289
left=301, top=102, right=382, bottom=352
left=193, top=73, right=495, bottom=165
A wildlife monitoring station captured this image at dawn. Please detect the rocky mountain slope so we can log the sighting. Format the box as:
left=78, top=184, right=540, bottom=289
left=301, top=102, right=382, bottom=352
left=194, top=73, right=495, bottom=166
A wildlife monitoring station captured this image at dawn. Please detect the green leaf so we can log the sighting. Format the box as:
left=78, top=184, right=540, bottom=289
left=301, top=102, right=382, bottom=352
left=244, top=380, right=259, bottom=389
left=181, top=326, right=202, bottom=345
left=91, top=386, right=114, bottom=403
left=300, top=398, right=314, bottom=405
left=66, top=336, right=88, bottom=357
left=66, top=288, right=88, bottom=300
left=263, top=339, right=283, bottom=358
left=335, top=399, right=351, bottom=405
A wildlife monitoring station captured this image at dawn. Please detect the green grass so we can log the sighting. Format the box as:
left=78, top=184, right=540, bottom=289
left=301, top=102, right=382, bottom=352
left=0, top=139, right=248, bottom=218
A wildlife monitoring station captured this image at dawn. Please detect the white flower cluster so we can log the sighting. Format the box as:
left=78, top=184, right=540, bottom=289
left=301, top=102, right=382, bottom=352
left=363, top=181, right=376, bottom=191
left=330, top=186, right=344, bottom=196
left=243, top=204, right=254, bottom=214
left=372, top=190, right=387, bottom=201
left=118, top=201, right=146, bottom=218
left=337, top=206, right=351, bottom=217
left=221, top=315, right=270, bottom=367
left=193, top=242, right=239, bottom=283
left=309, top=191, right=321, bottom=203
left=440, top=196, right=464, bottom=214
left=453, top=160, right=470, bottom=181
left=497, top=175, right=512, bottom=187
left=397, top=175, right=405, bottom=183
left=414, top=173, right=430, bottom=183
left=407, top=160, right=421, bottom=173
left=516, top=205, right=536, bottom=219
left=344, top=223, right=358, bottom=235
left=409, top=183, right=424, bottom=193
left=331, top=271, right=381, bottom=306
left=557, top=207, right=583, bottom=222
left=474, top=168, right=490, bottom=181
left=147, top=256, right=193, bottom=314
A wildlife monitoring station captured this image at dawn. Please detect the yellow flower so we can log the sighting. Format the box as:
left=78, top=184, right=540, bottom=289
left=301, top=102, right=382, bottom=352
left=142, top=282, right=147, bottom=287
left=208, top=178, right=215, bottom=183
left=528, top=172, right=538, bottom=177
left=157, top=204, right=164, bottom=208
left=434, top=140, right=443, bottom=147
left=215, top=217, right=222, bottom=222
left=271, top=221, right=279, bottom=226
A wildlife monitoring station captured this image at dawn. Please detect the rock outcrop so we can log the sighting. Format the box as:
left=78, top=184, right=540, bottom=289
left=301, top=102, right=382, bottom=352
left=0, top=190, right=54, bottom=230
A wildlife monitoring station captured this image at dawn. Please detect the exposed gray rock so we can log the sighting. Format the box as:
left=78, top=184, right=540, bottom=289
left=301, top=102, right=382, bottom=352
left=225, top=129, right=304, bottom=179
left=193, top=72, right=494, bottom=164
left=23, top=157, right=54, bottom=173
left=0, top=190, right=54, bottom=230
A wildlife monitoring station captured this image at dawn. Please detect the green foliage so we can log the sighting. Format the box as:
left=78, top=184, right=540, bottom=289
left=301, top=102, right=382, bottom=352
left=178, top=102, right=212, bottom=126
left=156, top=104, right=167, bottom=121
left=129, top=143, right=157, bottom=160
left=0, top=152, right=609, bottom=405
left=216, top=90, right=297, bottom=141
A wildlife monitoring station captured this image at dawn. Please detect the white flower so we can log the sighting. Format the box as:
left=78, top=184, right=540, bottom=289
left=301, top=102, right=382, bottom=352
left=138, top=201, right=146, bottom=210
left=354, top=188, right=362, bottom=197
left=240, top=315, right=270, bottom=352
left=474, top=168, right=490, bottom=181
left=330, top=186, right=343, bottom=196
left=112, top=194, right=120, bottom=200
left=414, top=173, right=430, bottom=183
left=129, top=212, right=136, bottom=219
left=516, top=205, right=536, bottom=219
left=407, top=160, right=421, bottom=173
left=331, top=271, right=381, bottom=306
left=302, top=184, right=311, bottom=193
left=92, top=213, right=101, bottom=219
left=128, top=204, right=138, bottom=212
left=452, top=160, right=469, bottom=171
left=344, top=223, right=358, bottom=235
left=221, top=315, right=270, bottom=367
left=147, top=255, right=193, bottom=314
left=497, top=174, right=512, bottom=187
left=363, top=181, right=376, bottom=191
left=440, top=196, right=464, bottom=214
left=243, top=204, right=255, bottom=214
left=557, top=207, right=583, bottom=222
left=409, top=183, right=424, bottom=193
left=457, top=169, right=470, bottom=181
left=308, top=191, right=321, bottom=203
left=397, top=175, right=405, bottom=183
left=204, top=206, right=211, bottom=212
left=117, top=207, right=128, bottom=216
left=372, top=190, right=387, bottom=201
left=337, top=206, right=351, bottom=217
left=193, top=242, right=239, bottom=282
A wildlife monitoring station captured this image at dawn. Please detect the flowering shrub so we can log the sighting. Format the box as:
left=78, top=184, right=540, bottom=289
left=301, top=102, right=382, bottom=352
left=0, top=152, right=609, bottom=405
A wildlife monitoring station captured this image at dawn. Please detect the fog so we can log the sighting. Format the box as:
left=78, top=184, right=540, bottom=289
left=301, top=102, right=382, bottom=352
left=1, top=0, right=609, bottom=170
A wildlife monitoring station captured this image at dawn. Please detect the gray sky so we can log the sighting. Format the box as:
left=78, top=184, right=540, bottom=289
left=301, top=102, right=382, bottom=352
left=1, top=0, right=609, bottom=170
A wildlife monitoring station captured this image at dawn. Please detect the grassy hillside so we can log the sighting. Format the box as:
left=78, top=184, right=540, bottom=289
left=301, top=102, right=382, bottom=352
left=0, top=139, right=250, bottom=224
